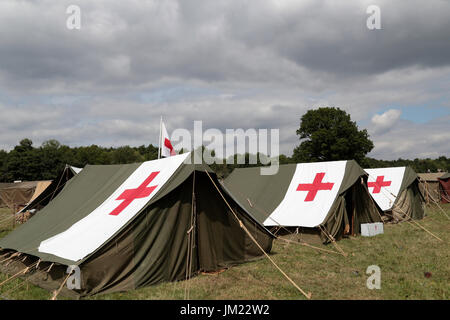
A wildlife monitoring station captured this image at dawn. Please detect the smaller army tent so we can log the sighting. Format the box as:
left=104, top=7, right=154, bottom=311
left=438, top=173, right=450, bottom=204
left=0, top=183, right=15, bottom=208
left=223, top=160, right=382, bottom=242
left=0, top=181, right=52, bottom=212
left=17, top=165, right=82, bottom=216
left=365, top=167, right=425, bottom=222
left=418, top=172, right=445, bottom=203
left=0, top=153, right=273, bottom=297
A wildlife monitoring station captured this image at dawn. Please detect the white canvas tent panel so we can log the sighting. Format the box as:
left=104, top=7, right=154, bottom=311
left=264, top=161, right=346, bottom=227
left=70, top=166, right=83, bottom=174
left=365, top=167, right=405, bottom=211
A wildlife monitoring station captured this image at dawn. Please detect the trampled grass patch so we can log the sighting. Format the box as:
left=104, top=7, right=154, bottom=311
left=0, top=204, right=449, bottom=300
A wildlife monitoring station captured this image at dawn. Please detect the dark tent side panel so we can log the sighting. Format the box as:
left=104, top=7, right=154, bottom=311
left=388, top=168, right=425, bottom=222
left=195, top=173, right=272, bottom=272
left=391, top=182, right=425, bottom=221
left=131, top=178, right=195, bottom=291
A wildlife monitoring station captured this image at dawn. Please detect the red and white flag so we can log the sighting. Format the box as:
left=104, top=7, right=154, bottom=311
left=160, top=120, right=177, bottom=157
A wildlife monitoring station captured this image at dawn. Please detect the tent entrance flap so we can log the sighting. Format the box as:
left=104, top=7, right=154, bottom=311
left=344, top=187, right=354, bottom=236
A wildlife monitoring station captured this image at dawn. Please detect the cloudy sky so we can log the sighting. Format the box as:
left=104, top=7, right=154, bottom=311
left=0, top=0, right=449, bottom=160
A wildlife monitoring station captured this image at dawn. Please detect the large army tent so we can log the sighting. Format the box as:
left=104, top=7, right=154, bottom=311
left=0, top=181, right=51, bottom=212
left=0, top=153, right=273, bottom=297
left=438, top=173, right=450, bottom=203
left=223, top=160, right=382, bottom=242
left=418, top=172, right=445, bottom=203
left=365, top=167, right=425, bottom=221
left=17, top=165, right=82, bottom=216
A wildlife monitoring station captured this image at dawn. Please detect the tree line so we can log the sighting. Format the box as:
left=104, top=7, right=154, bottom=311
left=1, top=108, right=448, bottom=182
left=0, top=139, right=289, bottom=181
left=0, top=138, right=158, bottom=182
left=1, top=138, right=447, bottom=183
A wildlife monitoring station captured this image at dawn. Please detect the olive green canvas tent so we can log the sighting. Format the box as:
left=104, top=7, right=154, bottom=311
left=223, top=160, right=382, bottom=242
left=0, top=153, right=273, bottom=297
left=365, top=167, right=425, bottom=222
left=17, top=165, right=82, bottom=216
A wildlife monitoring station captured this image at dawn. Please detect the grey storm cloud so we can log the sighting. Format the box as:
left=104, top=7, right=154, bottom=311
left=0, top=0, right=449, bottom=158
left=2, top=0, right=450, bottom=91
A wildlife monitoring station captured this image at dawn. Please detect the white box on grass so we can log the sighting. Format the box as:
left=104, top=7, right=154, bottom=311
left=361, top=222, right=384, bottom=237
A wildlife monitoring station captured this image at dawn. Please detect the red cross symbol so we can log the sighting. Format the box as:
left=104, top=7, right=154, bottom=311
left=109, top=171, right=160, bottom=216
left=368, top=175, right=391, bottom=194
left=296, top=172, right=335, bottom=202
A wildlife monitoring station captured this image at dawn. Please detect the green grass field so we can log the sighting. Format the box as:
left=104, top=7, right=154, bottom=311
left=0, top=204, right=449, bottom=300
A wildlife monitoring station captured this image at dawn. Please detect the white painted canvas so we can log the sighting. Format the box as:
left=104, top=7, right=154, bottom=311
left=264, top=161, right=347, bottom=227
left=365, top=167, right=405, bottom=211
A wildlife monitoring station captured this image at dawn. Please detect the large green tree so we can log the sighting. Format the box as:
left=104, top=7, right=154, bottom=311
left=293, top=107, right=374, bottom=163
left=3, top=139, right=42, bottom=181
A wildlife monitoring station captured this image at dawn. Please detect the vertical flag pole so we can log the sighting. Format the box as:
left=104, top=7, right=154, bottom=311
left=158, top=116, right=162, bottom=159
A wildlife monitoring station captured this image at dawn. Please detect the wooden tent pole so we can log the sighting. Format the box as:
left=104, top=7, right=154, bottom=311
left=0, top=252, right=20, bottom=264
left=318, top=225, right=347, bottom=257
left=50, top=271, right=72, bottom=300
left=0, top=261, right=38, bottom=288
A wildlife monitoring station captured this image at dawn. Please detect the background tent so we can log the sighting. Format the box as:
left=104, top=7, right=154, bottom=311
left=0, top=153, right=272, bottom=298
left=418, top=172, right=445, bottom=204
left=365, top=167, right=425, bottom=222
left=0, top=181, right=51, bottom=212
left=223, top=160, right=382, bottom=242
left=438, top=173, right=450, bottom=203
left=0, top=183, right=15, bottom=208
left=17, top=165, right=82, bottom=216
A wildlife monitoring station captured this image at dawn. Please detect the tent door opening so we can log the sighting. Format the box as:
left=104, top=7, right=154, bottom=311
left=344, top=186, right=356, bottom=236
